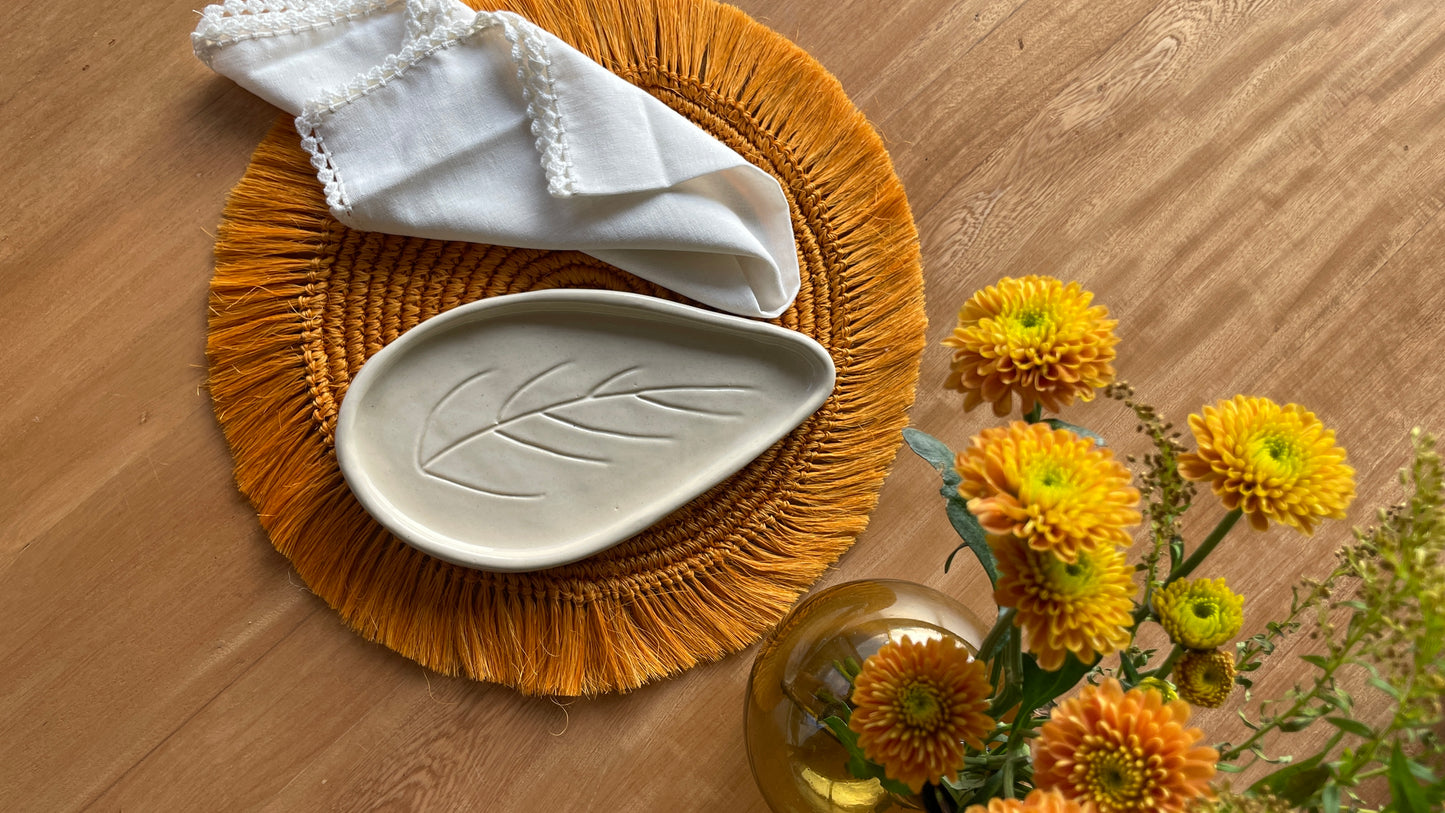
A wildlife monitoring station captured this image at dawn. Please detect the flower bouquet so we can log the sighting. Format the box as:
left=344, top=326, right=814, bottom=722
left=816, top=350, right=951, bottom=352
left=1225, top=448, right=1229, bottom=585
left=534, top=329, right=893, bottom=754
left=818, top=276, right=1445, bottom=812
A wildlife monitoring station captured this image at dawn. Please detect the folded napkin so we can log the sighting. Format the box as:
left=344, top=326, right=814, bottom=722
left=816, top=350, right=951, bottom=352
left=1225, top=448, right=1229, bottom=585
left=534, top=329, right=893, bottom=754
left=192, top=0, right=799, bottom=318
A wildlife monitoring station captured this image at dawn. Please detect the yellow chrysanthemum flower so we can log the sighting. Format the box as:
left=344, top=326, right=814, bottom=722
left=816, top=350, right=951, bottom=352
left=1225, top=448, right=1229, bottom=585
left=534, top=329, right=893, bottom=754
left=965, top=788, right=1084, bottom=813
left=992, top=535, right=1136, bottom=670
left=1035, top=679, right=1217, bottom=813
left=1174, top=650, right=1237, bottom=709
left=943, top=275, right=1120, bottom=417
left=1179, top=395, right=1355, bottom=534
left=1135, top=676, right=1179, bottom=703
left=848, top=636, right=995, bottom=792
left=1152, top=578, right=1245, bottom=650
left=955, top=421, right=1141, bottom=563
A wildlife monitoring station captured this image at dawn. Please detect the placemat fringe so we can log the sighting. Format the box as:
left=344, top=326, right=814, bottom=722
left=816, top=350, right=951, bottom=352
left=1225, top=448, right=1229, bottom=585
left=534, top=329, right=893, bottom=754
left=207, top=0, right=925, bottom=695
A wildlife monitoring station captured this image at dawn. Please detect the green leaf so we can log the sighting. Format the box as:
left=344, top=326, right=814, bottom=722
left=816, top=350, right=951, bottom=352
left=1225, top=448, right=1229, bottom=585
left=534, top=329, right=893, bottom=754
left=1299, top=654, right=1329, bottom=670
left=1017, top=651, right=1094, bottom=714
left=1119, top=650, right=1141, bottom=684
left=820, top=716, right=914, bottom=797
left=1168, top=535, right=1184, bottom=568
left=944, top=496, right=998, bottom=586
left=903, top=428, right=962, bottom=490
left=1321, top=784, right=1340, bottom=813
left=1042, top=418, right=1106, bottom=446
left=1323, top=716, right=1374, bottom=739
left=1403, top=758, right=1440, bottom=785
left=1369, top=676, right=1406, bottom=701
left=942, top=771, right=985, bottom=794
left=1254, top=763, right=1332, bottom=805
left=968, top=767, right=1008, bottom=807
left=1330, top=687, right=1355, bottom=714
left=902, top=428, right=998, bottom=585
left=1387, top=743, right=1435, bottom=813
left=943, top=543, right=969, bottom=574
left=1248, top=731, right=1343, bottom=804
left=1277, top=717, right=1316, bottom=733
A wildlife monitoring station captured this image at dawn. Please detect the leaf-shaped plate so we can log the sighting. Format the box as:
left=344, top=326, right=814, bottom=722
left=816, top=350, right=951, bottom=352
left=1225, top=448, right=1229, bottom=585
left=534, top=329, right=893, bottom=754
left=335, top=290, right=836, bottom=571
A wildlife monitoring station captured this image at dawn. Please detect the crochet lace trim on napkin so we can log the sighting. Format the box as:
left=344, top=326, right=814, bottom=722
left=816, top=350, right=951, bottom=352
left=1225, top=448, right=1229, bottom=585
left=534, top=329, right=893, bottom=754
left=403, top=0, right=458, bottom=40
left=297, top=128, right=351, bottom=215
left=191, top=0, right=400, bottom=67
left=194, top=0, right=579, bottom=206
left=501, top=18, right=577, bottom=198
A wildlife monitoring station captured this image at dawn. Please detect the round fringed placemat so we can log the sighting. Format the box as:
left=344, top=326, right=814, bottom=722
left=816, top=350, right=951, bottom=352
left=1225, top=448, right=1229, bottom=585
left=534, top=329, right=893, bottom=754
left=208, top=0, right=924, bottom=695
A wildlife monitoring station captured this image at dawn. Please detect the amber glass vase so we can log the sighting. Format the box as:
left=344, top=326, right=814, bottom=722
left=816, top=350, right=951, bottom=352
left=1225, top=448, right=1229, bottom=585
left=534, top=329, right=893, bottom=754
left=744, top=580, right=987, bottom=813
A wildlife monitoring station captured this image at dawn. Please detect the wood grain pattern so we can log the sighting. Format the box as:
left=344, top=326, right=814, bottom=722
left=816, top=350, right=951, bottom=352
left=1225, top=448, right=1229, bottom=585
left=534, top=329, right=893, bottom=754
left=3, top=0, right=1442, bottom=808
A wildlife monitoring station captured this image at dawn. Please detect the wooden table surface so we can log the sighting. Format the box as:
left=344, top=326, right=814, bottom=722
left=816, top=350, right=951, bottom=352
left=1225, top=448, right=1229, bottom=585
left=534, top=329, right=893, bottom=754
left=4, top=0, right=1443, bottom=809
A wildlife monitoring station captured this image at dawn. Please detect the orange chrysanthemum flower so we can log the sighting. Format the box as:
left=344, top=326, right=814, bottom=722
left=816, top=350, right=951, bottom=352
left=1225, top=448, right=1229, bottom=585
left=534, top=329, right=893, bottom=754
left=955, top=422, right=1141, bottom=562
left=943, top=276, right=1119, bottom=417
left=1035, top=679, right=1217, bottom=813
left=1178, top=395, right=1355, bottom=534
left=965, top=788, right=1085, bottom=813
left=848, top=636, right=995, bottom=792
left=992, top=535, right=1136, bottom=670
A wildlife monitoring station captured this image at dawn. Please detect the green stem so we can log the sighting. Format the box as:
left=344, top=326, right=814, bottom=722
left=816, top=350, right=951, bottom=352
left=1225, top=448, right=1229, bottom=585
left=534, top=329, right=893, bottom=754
left=1234, top=576, right=1335, bottom=674
left=1145, top=644, right=1184, bottom=679
left=1330, top=671, right=1415, bottom=787
left=1132, top=594, right=1156, bottom=627
left=1000, top=724, right=1019, bottom=798
left=1222, top=621, right=1369, bottom=763
left=1169, top=509, right=1243, bottom=582
left=1133, top=534, right=1184, bottom=626
left=1024, top=402, right=1043, bottom=423
left=977, top=608, right=1017, bottom=661
left=1007, top=626, right=1024, bottom=693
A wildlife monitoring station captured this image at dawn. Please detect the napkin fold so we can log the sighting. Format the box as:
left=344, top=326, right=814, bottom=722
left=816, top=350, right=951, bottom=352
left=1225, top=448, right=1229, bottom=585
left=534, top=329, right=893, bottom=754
left=193, top=0, right=799, bottom=318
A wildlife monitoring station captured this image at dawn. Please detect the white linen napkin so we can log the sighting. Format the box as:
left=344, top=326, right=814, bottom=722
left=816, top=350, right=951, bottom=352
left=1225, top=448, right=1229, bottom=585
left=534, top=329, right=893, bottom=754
left=192, top=0, right=800, bottom=319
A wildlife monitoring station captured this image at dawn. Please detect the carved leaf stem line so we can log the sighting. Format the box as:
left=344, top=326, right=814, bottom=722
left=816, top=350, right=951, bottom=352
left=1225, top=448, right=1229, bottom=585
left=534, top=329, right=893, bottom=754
left=417, top=362, right=754, bottom=498
left=422, top=384, right=751, bottom=467
left=536, top=411, right=672, bottom=441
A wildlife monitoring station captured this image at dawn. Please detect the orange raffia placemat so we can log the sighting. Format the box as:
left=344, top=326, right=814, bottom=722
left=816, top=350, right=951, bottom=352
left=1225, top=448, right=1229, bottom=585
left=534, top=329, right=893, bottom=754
left=207, top=0, right=925, bottom=695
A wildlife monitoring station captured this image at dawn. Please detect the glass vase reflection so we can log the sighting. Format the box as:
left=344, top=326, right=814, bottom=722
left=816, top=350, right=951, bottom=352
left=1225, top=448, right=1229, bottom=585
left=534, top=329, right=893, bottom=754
left=744, top=579, right=986, bottom=813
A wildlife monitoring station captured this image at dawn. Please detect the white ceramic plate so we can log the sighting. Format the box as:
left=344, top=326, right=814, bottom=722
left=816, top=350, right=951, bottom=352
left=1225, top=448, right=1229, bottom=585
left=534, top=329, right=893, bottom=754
left=335, top=290, right=836, bottom=571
